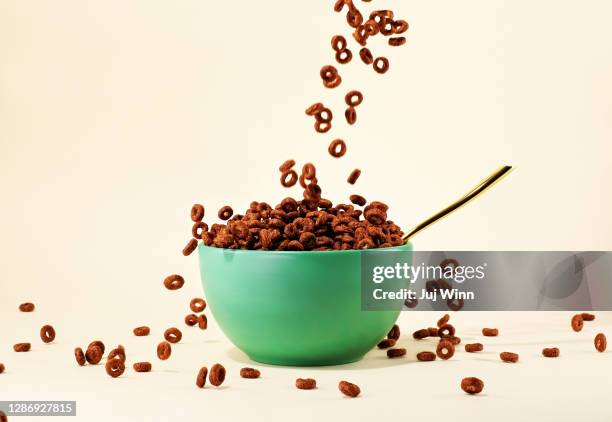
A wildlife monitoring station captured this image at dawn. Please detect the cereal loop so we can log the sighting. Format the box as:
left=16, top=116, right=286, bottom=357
left=328, top=139, right=347, bottom=158
left=164, top=274, right=185, bottom=290
left=191, top=204, right=205, bottom=222
left=40, top=325, right=56, bottom=343
left=281, top=170, right=298, bottom=188
left=373, top=57, right=390, bottom=74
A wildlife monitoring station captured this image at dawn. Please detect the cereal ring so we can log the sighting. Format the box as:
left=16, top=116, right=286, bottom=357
left=461, top=377, right=484, bottom=395
left=338, top=380, right=361, bottom=398
left=349, top=194, right=366, bottom=206
left=347, top=168, right=361, bottom=185
left=346, top=8, right=363, bottom=28
left=74, top=347, right=86, bottom=366
left=105, top=358, right=125, bottom=378
left=190, top=298, right=206, bottom=313
left=320, top=65, right=338, bottom=83
left=436, top=339, right=455, bottom=360
left=302, top=163, right=317, bottom=180
left=305, top=103, right=324, bottom=116
left=191, top=204, right=205, bottom=222
left=88, top=340, right=105, bottom=355
left=571, top=314, right=583, bottom=332
left=133, top=362, right=152, bottom=372
left=164, top=274, right=185, bottom=290
left=108, top=346, right=126, bottom=362
left=315, top=107, right=333, bottom=123
left=500, top=352, right=519, bottom=363
left=482, top=327, right=498, bottom=337
left=133, top=326, right=150, bottom=336
left=581, top=313, right=595, bottom=321
left=345, top=106, right=357, bottom=125
left=393, top=19, right=409, bottom=34
left=192, top=221, right=208, bottom=239
left=335, top=49, right=352, bottom=65
left=323, top=75, right=342, bottom=89
left=315, top=120, right=331, bottom=133
left=595, top=333, right=607, bottom=352
left=85, top=345, right=102, bottom=364
left=379, top=19, right=395, bottom=36
left=328, top=139, right=347, bottom=158
left=333, top=0, right=345, bottom=12
left=413, top=329, right=429, bottom=340
left=438, top=324, right=456, bottom=338
left=352, top=26, right=368, bottom=46
left=387, top=324, right=400, bottom=341
left=218, top=206, right=233, bottom=221
left=40, top=325, right=56, bottom=343
left=19, top=302, right=35, bottom=312
left=331, top=35, right=347, bottom=51
left=345, top=90, right=363, bottom=107
left=364, top=208, right=386, bottom=225
left=198, top=314, right=208, bottom=330
left=465, top=343, right=484, bottom=353
left=240, top=367, right=261, bottom=379
left=437, top=314, right=450, bottom=327
left=281, top=170, right=298, bottom=188
left=389, top=36, right=406, bottom=46
left=542, top=347, right=560, bottom=358
left=279, top=159, right=296, bottom=172
left=184, top=314, right=198, bottom=326
left=13, top=342, right=31, bottom=352
left=157, top=341, right=171, bottom=360
left=182, top=238, right=198, bottom=256
left=164, top=327, right=182, bottom=344
left=209, top=363, right=226, bottom=387
left=417, top=351, right=437, bottom=361
left=364, top=19, right=379, bottom=36
left=387, top=348, right=407, bottom=358
left=296, top=378, right=316, bottom=390
left=377, top=339, right=396, bottom=349
left=196, top=367, right=208, bottom=388
left=373, top=57, right=389, bottom=74
left=359, top=47, right=374, bottom=64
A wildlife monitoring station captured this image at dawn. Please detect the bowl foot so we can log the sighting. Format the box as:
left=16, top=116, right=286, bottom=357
left=246, top=353, right=366, bottom=367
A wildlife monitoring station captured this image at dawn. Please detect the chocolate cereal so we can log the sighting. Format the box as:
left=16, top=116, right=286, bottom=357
left=571, top=314, right=584, bottom=332
left=347, top=169, right=361, bottom=184
left=387, top=348, right=407, bottom=358
left=594, top=333, right=607, bottom=352
left=417, top=351, right=436, bottom=361
left=542, top=347, right=560, bottom=358
left=209, top=363, right=226, bottom=387
left=164, top=274, right=185, bottom=290
left=196, top=367, right=208, bottom=388
left=338, top=380, right=361, bottom=398
left=296, top=378, right=316, bottom=390
left=500, top=352, right=519, bottom=363
left=157, top=341, right=172, bottom=360
left=133, top=326, right=150, bottom=336
left=164, top=328, right=182, bottom=344
left=461, top=377, right=484, bottom=395
left=328, top=139, right=347, bottom=158
left=19, top=302, right=35, bottom=312
left=465, top=343, right=484, bottom=353
left=133, top=362, right=152, bottom=372
left=190, top=298, right=206, bottom=313
left=240, top=368, right=261, bottom=379
left=436, top=340, right=455, bottom=360
left=13, top=342, right=31, bottom=352
left=105, top=358, right=125, bottom=378
left=74, top=347, right=86, bottom=366
left=482, top=328, right=498, bottom=337
left=40, top=325, right=56, bottom=343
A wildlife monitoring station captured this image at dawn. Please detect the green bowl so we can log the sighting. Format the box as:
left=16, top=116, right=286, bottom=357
left=198, top=242, right=412, bottom=366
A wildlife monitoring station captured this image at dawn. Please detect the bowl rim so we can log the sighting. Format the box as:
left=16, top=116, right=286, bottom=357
left=198, top=241, right=412, bottom=256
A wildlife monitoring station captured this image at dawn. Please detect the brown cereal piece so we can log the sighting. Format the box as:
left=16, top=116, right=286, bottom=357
left=190, top=298, right=206, bottom=313
left=198, top=314, right=208, bottom=330
left=482, top=328, right=498, bottom=337
left=377, top=338, right=396, bottom=349
left=333, top=0, right=346, bottom=13
left=347, top=169, right=361, bottom=184
left=413, top=329, right=429, bottom=340
left=108, top=346, right=126, bottom=362
left=281, top=170, right=299, bottom=188
left=594, top=333, right=607, bottom=352
left=436, top=339, right=455, bottom=360
left=387, top=348, right=407, bottom=358
left=164, top=327, right=182, bottom=344
left=196, top=367, right=208, bottom=388
left=305, top=103, right=324, bottom=116
left=302, top=163, right=317, bottom=180
left=438, top=324, right=456, bottom=338
left=182, top=238, right=198, bottom=256
left=393, top=19, right=409, bottom=34
left=218, top=206, right=233, bottom=221
left=346, top=8, right=363, bottom=28
left=133, top=362, right=152, bottom=372
left=335, top=49, right=352, bottom=64
left=296, top=378, right=317, bottom=390
left=315, top=120, right=332, bottom=133
left=500, top=352, right=519, bottom=363
left=85, top=345, right=103, bottom=364
left=389, top=36, right=406, bottom=46
left=19, top=302, right=35, bottom=312
left=191, top=204, right=205, bottom=222
left=373, top=57, right=389, bottom=74
left=387, top=324, right=400, bottom=341
left=13, top=342, right=30, bottom=352
left=209, top=363, right=226, bottom=387
left=185, top=314, right=198, bottom=326
left=133, top=326, right=150, bottom=336
left=164, top=274, right=185, bottom=290
left=581, top=313, right=595, bottom=321
left=417, top=351, right=436, bottom=361
left=461, top=377, right=484, bottom=395
left=465, top=343, right=484, bottom=353
left=345, top=90, right=363, bottom=107
left=105, top=358, right=125, bottom=378
left=40, top=325, right=56, bottom=343
left=0, top=363, right=4, bottom=373
left=349, top=195, right=366, bottom=206
left=345, top=107, right=357, bottom=125
left=427, top=327, right=439, bottom=337
left=279, top=159, right=296, bottom=172
left=542, top=347, right=560, bottom=358
left=571, top=314, right=584, bottom=332
left=192, top=221, right=208, bottom=239
left=74, top=347, right=86, bottom=366
left=359, top=47, right=374, bottom=64
left=88, top=340, right=105, bottom=355
left=240, top=367, right=261, bottom=379
left=331, top=35, right=347, bottom=51
left=323, top=75, right=342, bottom=89
left=157, top=341, right=172, bottom=360
left=447, top=336, right=461, bottom=345
left=364, top=207, right=386, bottom=225
left=320, top=65, right=339, bottom=83
left=338, top=380, right=361, bottom=398
left=328, top=139, right=347, bottom=158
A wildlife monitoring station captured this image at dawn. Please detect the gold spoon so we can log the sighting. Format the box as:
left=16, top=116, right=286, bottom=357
left=403, top=165, right=513, bottom=243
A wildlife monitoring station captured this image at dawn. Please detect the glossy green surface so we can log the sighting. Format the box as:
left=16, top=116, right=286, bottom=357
left=198, top=243, right=412, bottom=366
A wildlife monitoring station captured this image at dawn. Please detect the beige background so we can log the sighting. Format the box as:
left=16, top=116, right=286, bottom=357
left=1, top=1, right=611, bottom=421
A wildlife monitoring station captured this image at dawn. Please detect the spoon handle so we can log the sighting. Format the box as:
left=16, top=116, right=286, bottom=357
left=403, top=165, right=513, bottom=243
